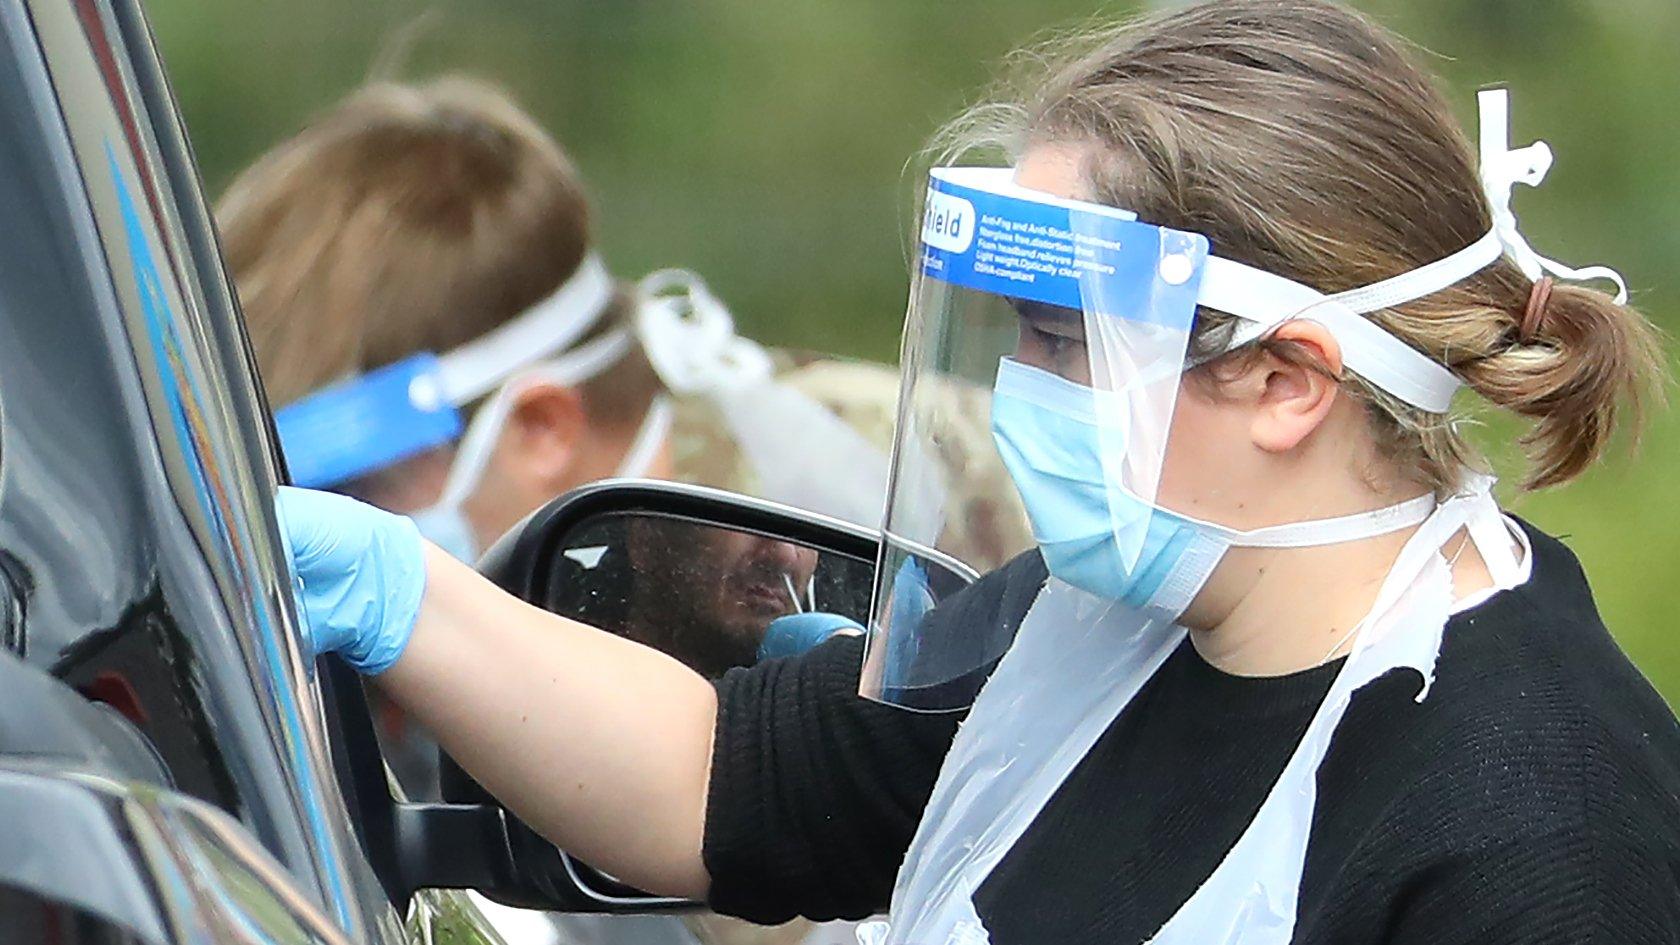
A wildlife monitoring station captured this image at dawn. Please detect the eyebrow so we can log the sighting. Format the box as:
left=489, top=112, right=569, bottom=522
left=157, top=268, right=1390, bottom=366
left=1010, top=297, right=1085, bottom=340
left=1009, top=296, right=1082, bottom=321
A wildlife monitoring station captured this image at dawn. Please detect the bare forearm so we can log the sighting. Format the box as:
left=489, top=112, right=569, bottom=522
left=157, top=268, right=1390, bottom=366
left=378, top=545, right=717, bottom=898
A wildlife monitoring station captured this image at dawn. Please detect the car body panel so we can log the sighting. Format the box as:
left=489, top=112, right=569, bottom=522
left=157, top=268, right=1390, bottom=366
left=0, top=0, right=417, bottom=938
left=0, top=761, right=353, bottom=945
left=1, top=2, right=682, bottom=942
left=2, top=0, right=377, bottom=931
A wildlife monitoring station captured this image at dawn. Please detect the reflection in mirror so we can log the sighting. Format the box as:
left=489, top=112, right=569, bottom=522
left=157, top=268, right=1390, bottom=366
left=545, top=513, right=873, bottom=678
left=437, top=483, right=979, bottom=915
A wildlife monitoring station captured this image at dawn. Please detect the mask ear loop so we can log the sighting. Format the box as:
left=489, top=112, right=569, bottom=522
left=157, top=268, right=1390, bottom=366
left=431, top=385, right=516, bottom=513
left=430, top=329, right=637, bottom=512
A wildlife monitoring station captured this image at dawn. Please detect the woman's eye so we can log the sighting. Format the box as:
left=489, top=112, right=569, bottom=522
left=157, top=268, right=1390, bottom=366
left=1028, top=322, right=1083, bottom=361
left=1010, top=297, right=1090, bottom=381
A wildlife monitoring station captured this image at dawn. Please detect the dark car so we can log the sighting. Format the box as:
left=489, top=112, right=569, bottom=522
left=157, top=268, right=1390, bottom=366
left=0, top=0, right=515, bottom=939
left=0, top=1, right=709, bottom=941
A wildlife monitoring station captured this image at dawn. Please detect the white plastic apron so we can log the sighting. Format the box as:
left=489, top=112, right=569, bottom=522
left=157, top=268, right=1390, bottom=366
left=861, top=476, right=1520, bottom=945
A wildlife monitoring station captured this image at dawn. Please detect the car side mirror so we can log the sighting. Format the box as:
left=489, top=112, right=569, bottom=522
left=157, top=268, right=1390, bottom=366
left=398, top=479, right=973, bottom=912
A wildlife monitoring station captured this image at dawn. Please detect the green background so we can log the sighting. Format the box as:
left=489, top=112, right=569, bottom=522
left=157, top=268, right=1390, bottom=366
left=147, top=0, right=1680, bottom=700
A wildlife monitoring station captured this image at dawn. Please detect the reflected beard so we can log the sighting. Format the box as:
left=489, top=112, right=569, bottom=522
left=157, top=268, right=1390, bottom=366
left=666, top=614, right=763, bottom=680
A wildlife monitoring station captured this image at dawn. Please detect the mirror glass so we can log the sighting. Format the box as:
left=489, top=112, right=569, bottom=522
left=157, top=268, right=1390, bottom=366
left=439, top=486, right=979, bottom=912
left=541, top=512, right=875, bottom=678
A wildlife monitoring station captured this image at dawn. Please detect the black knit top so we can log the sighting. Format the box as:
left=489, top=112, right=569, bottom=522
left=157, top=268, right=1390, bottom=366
left=703, top=521, right=1680, bottom=943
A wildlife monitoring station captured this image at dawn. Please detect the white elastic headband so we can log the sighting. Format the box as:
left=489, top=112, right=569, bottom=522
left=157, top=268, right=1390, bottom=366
left=433, top=253, right=617, bottom=406
left=1205, top=88, right=1628, bottom=414
left=634, top=269, right=774, bottom=395
left=430, top=267, right=774, bottom=508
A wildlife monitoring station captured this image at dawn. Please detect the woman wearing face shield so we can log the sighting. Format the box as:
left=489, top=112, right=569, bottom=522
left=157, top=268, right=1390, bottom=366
left=277, top=2, right=1680, bottom=942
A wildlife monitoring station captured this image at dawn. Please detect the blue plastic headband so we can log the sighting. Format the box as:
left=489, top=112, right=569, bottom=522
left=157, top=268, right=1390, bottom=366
left=275, top=353, right=462, bottom=488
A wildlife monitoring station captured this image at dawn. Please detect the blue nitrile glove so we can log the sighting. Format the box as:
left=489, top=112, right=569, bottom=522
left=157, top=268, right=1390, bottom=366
left=276, top=485, right=427, bottom=674
left=757, top=612, right=865, bottom=662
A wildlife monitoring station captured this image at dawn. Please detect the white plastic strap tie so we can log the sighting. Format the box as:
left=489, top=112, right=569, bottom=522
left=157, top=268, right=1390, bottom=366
left=1476, top=88, right=1628, bottom=303
left=1202, top=88, right=1628, bottom=415
left=1200, top=490, right=1438, bottom=549
left=635, top=269, right=774, bottom=395
left=1335, top=88, right=1627, bottom=311
left=435, top=253, right=617, bottom=405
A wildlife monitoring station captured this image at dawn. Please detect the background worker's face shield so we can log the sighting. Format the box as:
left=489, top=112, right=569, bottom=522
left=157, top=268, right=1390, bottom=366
left=274, top=255, right=622, bottom=490
left=276, top=254, right=909, bottom=557
left=863, top=167, right=1208, bottom=710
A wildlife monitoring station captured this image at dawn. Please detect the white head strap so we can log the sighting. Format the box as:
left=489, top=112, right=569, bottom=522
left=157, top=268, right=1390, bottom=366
left=1202, top=88, right=1628, bottom=414
left=426, top=253, right=617, bottom=407
left=429, top=267, right=775, bottom=509
left=634, top=269, right=774, bottom=394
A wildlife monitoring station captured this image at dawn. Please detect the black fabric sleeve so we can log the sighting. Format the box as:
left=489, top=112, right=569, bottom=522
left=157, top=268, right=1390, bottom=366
left=703, top=633, right=959, bottom=923
left=702, top=552, right=1047, bottom=924
left=1385, top=830, right=1680, bottom=945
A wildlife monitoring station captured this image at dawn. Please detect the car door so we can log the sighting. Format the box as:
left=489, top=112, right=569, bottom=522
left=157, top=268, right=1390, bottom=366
left=0, top=0, right=396, bottom=937
left=3, top=5, right=535, bottom=943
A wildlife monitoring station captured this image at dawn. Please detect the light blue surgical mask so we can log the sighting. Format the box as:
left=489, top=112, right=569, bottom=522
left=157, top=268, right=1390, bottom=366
left=405, top=396, right=675, bottom=565
left=990, top=357, right=1443, bottom=619
left=990, top=358, right=1212, bottom=616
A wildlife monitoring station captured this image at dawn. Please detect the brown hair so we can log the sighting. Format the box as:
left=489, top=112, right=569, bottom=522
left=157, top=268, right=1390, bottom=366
left=934, top=0, right=1664, bottom=491
left=218, top=76, right=661, bottom=441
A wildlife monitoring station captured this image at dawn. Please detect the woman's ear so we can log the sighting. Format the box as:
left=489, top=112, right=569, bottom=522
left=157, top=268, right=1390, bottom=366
left=1249, top=320, right=1343, bottom=454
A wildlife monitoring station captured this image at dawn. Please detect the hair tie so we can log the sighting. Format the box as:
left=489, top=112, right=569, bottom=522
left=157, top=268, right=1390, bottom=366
left=1519, top=276, right=1554, bottom=343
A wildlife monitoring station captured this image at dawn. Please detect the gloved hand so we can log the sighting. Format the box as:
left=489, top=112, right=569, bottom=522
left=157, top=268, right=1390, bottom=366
left=757, top=612, right=865, bottom=662
left=276, top=485, right=427, bottom=674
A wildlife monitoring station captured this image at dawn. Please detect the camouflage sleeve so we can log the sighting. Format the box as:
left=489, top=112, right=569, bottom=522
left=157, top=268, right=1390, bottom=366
left=666, top=355, right=1032, bottom=573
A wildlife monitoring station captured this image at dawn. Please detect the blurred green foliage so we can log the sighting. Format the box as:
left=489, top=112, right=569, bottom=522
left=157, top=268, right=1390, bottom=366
left=147, top=0, right=1680, bottom=699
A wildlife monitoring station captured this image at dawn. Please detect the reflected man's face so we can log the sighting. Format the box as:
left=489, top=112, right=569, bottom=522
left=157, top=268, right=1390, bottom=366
left=626, top=521, right=821, bottom=677
left=694, top=528, right=820, bottom=637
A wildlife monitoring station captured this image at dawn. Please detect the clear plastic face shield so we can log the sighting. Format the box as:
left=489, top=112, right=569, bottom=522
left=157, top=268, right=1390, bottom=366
left=863, top=168, right=1209, bottom=711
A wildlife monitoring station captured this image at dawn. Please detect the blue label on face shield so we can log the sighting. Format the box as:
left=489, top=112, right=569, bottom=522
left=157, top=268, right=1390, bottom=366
left=921, top=170, right=1208, bottom=330
left=275, top=353, right=464, bottom=488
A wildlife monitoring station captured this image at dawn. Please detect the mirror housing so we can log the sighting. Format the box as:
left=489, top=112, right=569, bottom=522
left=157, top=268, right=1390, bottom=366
left=398, top=479, right=973, bottom=912
left=477, top=478, right=894, bottom=604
